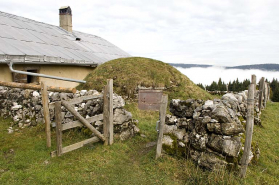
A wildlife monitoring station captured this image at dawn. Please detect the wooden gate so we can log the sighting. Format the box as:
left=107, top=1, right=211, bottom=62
left=51, top=79, right=113, bottom=157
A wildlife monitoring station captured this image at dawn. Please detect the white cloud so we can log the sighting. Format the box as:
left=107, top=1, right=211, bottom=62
left=0, top=0, right=279, bottom=66
left=176, top=67, right=279, bottom=85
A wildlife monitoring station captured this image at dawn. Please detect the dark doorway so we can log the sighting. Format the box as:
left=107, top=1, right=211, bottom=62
left=27, top=70, right=38, bottom=83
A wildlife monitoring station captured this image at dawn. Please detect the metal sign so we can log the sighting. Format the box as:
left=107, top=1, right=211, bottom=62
left=138, top=89, right=163, bottom=110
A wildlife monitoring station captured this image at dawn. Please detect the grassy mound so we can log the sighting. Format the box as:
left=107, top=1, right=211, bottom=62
left=78, top=57, right=212, bottom=100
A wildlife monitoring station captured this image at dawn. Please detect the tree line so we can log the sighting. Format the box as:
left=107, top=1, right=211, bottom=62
left=197, top=78, right=279, bottom=102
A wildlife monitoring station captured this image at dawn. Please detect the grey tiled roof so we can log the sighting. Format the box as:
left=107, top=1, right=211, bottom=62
left=0, top=11, right=130, bottom=65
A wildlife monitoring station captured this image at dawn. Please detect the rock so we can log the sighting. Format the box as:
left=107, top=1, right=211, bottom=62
left=34, top=105, right=42, bottom=111
left=113, top=94, right=125, bottom=109
left=202, top=116, right=211, bottom=124
left=113, top=108, right=132, bottom=125
left=203, top=100, right=214, bottom=110
left=50, top=92, right=60, bottom=101
left=119, top=129, right=133, bottom=141
left=222, top=93, right=238, bottom=102
left=207, top=122, right=244, bottom=135
left=173, top=128, right=186, bottom=140
left=32, top=91, right=40, bottom=97
left=189, top=131, right=208, bottom=151
left=133, top=125, right=140, bottom=134
left=165, top=114, right=178, bottom=125
left=8, top=127, right=13, bottom=134
left=211, top=106, right=233, bottom=123
left=162, top=135, right=174, bottom=148
left=207, top=134, right=241, bottom=157
left=80, top=90, right=87, bottom=96
left=163, top=125, right=177, bottom=134
left=11, top=104, right=22, bottom=110
left=178, top=142, right=185, bottom=147
left=170, top=99, right=197, bottom=118
left=190, top=150, right=228, bottom=171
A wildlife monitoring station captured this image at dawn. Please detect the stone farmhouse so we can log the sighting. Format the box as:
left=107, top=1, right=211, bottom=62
left=0, top=6, right=130, bottom=88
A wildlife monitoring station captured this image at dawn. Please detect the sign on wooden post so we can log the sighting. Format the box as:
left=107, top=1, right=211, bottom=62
left=155, top=94, right=168, bottom=160
left=103, top=79, right=114, bottom=145
left=240, top=84, right=255, bottom=178
left=138, top=89, right=163, bottom=111
left=41, top=81, right=51, bottom=148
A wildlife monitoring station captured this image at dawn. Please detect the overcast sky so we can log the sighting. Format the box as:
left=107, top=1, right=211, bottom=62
left=1, top=0, right=279, bottom=66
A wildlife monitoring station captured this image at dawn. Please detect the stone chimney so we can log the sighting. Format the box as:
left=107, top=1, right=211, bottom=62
left=59, top=6, right=72, bottom=32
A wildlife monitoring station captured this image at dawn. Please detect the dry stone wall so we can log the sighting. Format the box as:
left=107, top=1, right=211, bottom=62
left=162, top=91, right=261, bottom=171
left=0, top=86, right=139, bottom=140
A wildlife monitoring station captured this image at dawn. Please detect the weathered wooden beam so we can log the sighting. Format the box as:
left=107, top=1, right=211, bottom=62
left=51, top=137, right=100, bottom=157
left=0, top=81, right=76, bottom=93
left=41, top=81, right=51, bottom=148
left=62, top=114, right=103, bottom=131
left=67, top=94, right=103, bottom=105
left=55, top=101, right=63, bottom=157
left=61, top=101, right=106, bottom=142
left=103, top=79, right=114, bottom=145
left=62, top=137, right=100, bottom=154
left=240, top=84, right=255, bottom=178
left=156, top=94, right=168, bottom=160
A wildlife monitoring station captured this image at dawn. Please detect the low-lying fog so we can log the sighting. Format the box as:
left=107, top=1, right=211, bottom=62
left=175, top=67, right=279, bottom=86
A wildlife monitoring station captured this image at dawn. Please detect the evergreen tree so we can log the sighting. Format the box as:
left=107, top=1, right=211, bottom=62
left=197, top=83, right=205, bottom=90
left=272, top=86, right=279, bottom=102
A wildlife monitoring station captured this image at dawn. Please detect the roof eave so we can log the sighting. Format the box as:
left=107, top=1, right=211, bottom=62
left=0, top=54, right=98, bottom=67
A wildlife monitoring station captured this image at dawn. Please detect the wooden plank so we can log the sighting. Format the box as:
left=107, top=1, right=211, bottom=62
left=51, top=137, right=100, bottom=157
left=55, top=101, right=63, bottom=156
left=62, top=137, right=100, bottom=154
left=240, top=84, right=255, bottom=178
left=156, top=94, right=168, bottom=160
left=62, top=114, right=104, bottom=131
left=67, top=94, right=103, bottom=105
left=61, top=101, right=106, bottom=142
left=41, top=81, right=51, bottom=148
left=0, top=81, right=76, bottom=93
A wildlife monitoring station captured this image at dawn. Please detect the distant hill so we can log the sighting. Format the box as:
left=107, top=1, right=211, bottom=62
left=169, top=63, right=279, bottom=71
left=170, top=64, right=213, bottom=68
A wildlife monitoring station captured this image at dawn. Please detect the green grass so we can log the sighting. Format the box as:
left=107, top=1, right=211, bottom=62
left=77, top=57, right=213, bottom=100
left=0, top=102, right=278, bottom=184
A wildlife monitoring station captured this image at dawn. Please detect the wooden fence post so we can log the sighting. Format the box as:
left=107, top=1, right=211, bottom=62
left=156, top=94, right=168, bottom=160
left=263, top=82, right=268, bottom=108
left=267, top=84, right=270, bottom=100
left=41, top=81, right=51, bottom=148
left=55, top=101, right=63, bottom=156
left=240, top=84, right=255, bottom=178
left=258, top=77, right=265, bottom=111
left=103, top=79, right=114, bottom=145
left=251, top=74, right=256, bottom=94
